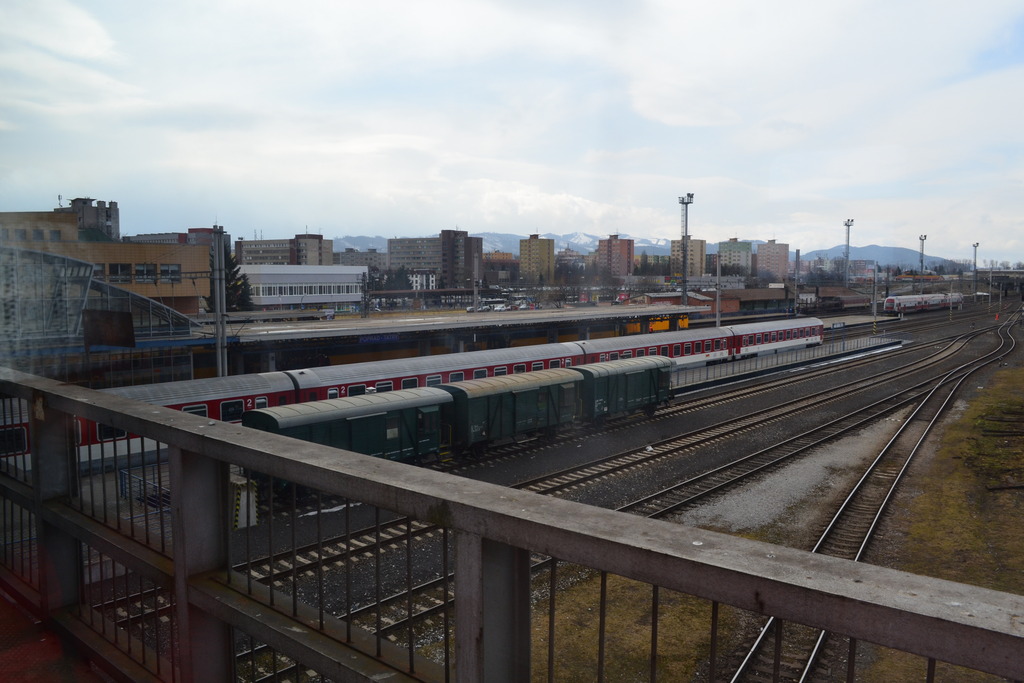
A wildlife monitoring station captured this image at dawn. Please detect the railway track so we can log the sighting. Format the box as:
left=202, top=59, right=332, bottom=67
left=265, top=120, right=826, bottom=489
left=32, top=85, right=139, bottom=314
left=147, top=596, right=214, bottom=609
left=723, top=316, right=1018, bottom=683
left=223, top=315, right=1013, bottom=660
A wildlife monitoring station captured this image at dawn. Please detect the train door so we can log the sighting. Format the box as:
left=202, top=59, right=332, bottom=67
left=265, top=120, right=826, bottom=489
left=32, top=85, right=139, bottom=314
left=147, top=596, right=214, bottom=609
left=348, top=413, right=386, bottom=458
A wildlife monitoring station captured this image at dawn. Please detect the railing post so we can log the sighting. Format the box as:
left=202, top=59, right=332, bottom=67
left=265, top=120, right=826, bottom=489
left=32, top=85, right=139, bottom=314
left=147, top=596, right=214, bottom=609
left=170, top=446, right=232, bottom=682
left=31, top=394, right=80, bottom=615
left=455, top=532, right=531, bottom=682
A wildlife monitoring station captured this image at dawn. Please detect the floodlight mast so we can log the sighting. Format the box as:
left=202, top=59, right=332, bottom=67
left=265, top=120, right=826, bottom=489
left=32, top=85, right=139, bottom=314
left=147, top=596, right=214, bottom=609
left=972, top=242, right=979, bottom=301
left=919, top=235, right=927, bottom=293
left=679, top=193, right=694, bottom=305
left=844, top=219, right=854, bottom=287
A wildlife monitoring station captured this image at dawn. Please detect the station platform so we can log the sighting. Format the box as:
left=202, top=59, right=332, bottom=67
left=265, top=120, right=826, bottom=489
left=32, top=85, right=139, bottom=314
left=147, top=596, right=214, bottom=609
left=0, top=589, right=109, bottom=682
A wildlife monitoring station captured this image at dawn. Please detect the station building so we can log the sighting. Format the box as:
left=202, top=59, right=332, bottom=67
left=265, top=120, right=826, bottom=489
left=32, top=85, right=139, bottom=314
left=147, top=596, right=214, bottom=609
left=242, top=264, right=366, bottom=312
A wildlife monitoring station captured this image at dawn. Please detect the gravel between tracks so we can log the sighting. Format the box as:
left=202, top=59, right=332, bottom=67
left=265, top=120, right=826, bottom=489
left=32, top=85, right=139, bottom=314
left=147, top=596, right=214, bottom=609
left=670, top=412, right=912, bottom=546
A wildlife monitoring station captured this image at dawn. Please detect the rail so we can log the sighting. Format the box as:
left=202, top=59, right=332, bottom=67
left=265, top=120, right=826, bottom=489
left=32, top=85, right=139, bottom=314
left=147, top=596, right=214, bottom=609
left=1, top=366, right=1022, bottom=682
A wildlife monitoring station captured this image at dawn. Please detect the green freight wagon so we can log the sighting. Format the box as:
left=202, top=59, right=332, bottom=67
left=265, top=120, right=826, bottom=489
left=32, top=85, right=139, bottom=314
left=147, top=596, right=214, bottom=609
left=241, top=387, right=453, bottom=463
left=572, top=356, right=672, bottom=421
left=437, top=369, right=582, bottom=455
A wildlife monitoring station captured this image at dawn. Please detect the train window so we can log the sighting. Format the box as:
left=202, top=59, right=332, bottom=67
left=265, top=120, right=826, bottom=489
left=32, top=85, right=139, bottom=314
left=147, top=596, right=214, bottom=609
left=550, top=359, right=561, bottom=369
left=704, top=341, right=712, bottom=353
left=182, top=404, right=208, bottom=417
left=426, top=374, right=442, bottom=386
left=98, top=423, right=126, bottom=441
left=472, top=369, right=486, bottom=379
left=402, top=378, right=418, bottom=389
left=327, top=388, right=339, bottom=399
left=610, top=353, right=619, bottom=360
left=771, top=332, right=777, bottom=342
left=513, top=364, right=526, bottom=374
left=632, top=349, right=642, bottom=357
left=683, top=343, right=691, bottom=355
left=375, top=381, right=393, bottom=393
left=349, top=385, right=366, bottom=396
left=651, top=347, right=659, bottom=356
left=450, top=372, right=466, bottom=382
left=599, top=354, right=607, bottom=362
left=755, top=334, right=762, bottom=344
left=494, top=367, right=508, bottom=376
left=532, top=362, right=544, bottom=371
left=564, top=359, right=571, bottom=367
left=0, top=427, right=27, bottom=455
left=221, top=400, right=245, bottom=422
left=660, top=346, right=668, bottom=356
left=673, top=344, right=681, bottom=356
left=255, top=397, right=268, bottom=409
left=386, top=416, right=399, bottom=440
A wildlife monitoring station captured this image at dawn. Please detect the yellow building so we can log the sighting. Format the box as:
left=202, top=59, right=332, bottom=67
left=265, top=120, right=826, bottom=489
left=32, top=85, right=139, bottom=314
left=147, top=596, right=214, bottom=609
left=0, top=210, right=210, bottom=314
left=519, top=234, right=555, bottom=285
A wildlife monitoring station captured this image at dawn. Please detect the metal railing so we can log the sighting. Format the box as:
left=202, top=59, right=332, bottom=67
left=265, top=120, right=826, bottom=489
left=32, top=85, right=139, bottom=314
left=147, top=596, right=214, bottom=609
left=1, top=366, right=1022, bottom=682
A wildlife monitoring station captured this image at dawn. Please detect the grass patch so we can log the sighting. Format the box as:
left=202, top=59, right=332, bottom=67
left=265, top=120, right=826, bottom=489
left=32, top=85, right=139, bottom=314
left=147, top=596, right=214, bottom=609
left=529, top=565, right=742, bottom=681
left=862, top=364, right=1024, bottom=680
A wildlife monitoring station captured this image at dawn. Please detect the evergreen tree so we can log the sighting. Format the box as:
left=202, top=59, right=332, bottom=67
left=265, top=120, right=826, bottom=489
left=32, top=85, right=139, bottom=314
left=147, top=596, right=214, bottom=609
left=211, top=246, right=253, bottom=311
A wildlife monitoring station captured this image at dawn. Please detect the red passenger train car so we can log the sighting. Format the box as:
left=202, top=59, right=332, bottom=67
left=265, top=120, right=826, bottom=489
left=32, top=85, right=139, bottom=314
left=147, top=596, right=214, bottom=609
left=1, top=318, right=824, bottom=461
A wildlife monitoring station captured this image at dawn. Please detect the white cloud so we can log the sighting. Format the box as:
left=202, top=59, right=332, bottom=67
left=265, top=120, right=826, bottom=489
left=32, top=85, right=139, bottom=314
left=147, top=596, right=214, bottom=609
left=1, top=1, right=1023, bottom=263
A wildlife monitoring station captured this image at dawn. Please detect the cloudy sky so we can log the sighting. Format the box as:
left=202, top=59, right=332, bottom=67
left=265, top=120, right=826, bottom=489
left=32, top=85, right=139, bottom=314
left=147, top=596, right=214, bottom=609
left=2, top=1, right=1023, bottom=265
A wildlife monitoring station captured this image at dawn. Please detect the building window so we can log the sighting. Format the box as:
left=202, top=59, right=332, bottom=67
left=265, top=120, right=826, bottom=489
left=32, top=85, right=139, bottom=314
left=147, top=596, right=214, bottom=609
left=49, top=230, right=62, bottom=241
left=160, top=263, right=182, bottom=283
left=32, top=229, right=44, bottom=241
left=109, top=263, right=132, bottom=283
left=135, top=263, right=156, bottom=283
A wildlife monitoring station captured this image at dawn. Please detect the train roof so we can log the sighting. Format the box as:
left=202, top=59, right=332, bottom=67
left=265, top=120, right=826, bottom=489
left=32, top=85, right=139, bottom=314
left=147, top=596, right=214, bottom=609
left=286, top=342, right=584, bottom=389
left=242, top=386, right=453, bottom=431
left=106, top=372, right=298, bottom=406
left=437, top=367, right=582, bottom=399
left=574, top=326, right=730, bottom=354
left=570, top=356, right=673, bottom=378
left=729, top=317, right=823, bottom=334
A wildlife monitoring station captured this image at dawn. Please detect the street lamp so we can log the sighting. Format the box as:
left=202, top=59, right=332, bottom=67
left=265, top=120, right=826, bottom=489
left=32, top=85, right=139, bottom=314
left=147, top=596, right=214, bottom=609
left=843, top=219, right=854, bottom=288
left=972, top=242, right=979, bottom=302
left=678, top=193, right=694, bottom=305
left=918, top=235, right=927, bottom=292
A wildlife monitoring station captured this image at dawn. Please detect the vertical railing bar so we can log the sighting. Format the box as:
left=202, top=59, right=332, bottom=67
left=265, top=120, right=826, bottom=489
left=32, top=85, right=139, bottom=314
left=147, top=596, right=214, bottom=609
left=846, top=637, right=856, bottom=683
left=79, top=542, right=90, bottom=627
left=138, top=572, right=148, bottom=668
left=157, top=446, right=169, bottom=554
left=597, top=571, right=608, bottom=683
left=140, top=444, right=152, bottom=547
left=650, top=584, right=659, bottom=683
left=374, top=506, right=382, bottom=658
left=123, top=432, right=134, bottom=538
left=107, top=437, right=118, bottom=530
left=345, top=495, right=352, bottom=642
left=547, top=557, right=557, bottom=683
left=773, top=619, right=783, bottom=683
left=123, top=560, right=133, bottom=657
left=290, top=481, right=298, bottom=617
left=709, top=601, right=719, bottom=683
left=406, top=516, right=414, bottom=674
left=248, top=633, right=257, bottom=683
left=926, top=657, right=936, bottom=683
left=245, top=472, right=253, bottom=594
left=442, top=526, right=451, bottom=683
left=267, top=478, right=276, bottom=607
left=316, top=488, right=324, bottom=631
left=152, top=579, right=161, bottom=676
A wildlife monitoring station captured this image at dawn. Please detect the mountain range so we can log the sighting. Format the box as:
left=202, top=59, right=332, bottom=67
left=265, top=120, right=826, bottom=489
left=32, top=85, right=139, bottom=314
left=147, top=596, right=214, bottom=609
left=331, top=233, right=963, bottom=270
